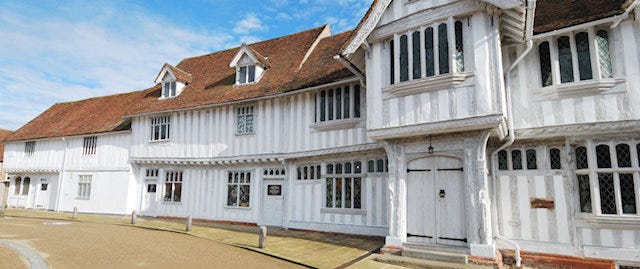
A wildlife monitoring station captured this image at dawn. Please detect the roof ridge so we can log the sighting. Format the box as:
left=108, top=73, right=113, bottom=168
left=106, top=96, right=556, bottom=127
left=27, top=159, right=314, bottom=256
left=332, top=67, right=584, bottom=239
left=52, top=89, right=148, bottom=106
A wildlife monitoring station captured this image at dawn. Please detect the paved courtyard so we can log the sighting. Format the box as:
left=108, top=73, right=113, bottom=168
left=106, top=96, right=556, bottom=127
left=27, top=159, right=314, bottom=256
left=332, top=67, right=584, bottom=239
left=0, top=209, right=400, bottom=269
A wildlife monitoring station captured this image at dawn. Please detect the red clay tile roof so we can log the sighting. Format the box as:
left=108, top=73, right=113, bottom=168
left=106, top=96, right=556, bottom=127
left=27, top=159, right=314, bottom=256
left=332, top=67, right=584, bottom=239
left=167, top=64, right=192, bottom=83
left=0, top=128, right=12, bottom=162
left=534, top=0, right=634, bottom=34
left=6, top=90, right=148, bottom=141
left=128, top=25, right=353, bottom=115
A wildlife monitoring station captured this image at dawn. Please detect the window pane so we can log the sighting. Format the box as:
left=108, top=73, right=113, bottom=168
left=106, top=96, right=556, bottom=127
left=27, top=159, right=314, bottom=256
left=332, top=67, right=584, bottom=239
left=575, top=32, right=593, bottom=80
left=345, top=178, right=352, bottom=208
left=354, top=85, right=361, bottom=117
left=165, top=183, right=173, bottom=202
left=14, top=178, right=21, bottom=195
left=326, top=178, right=333, bottom=207
left=557, top=36, right=574, bottom=83
left=248, top=65, right=256, bottom=82
left=246, top=115, right=254, bottom=133
left=454, top=21, right=464, bottom=72
left=596, top=144, right=612, bottom=168
left=526, top=149, right=537, bottom=170
left=512, top=150, right=523, bottom=170
left=239, top=66, right=247, bottom=83
left=596, top=30, right=612, bottom=78
left=328, top=89, right=334, bottom=120
left=400, top=35, right=409, bottom=82
left=343, top=86, right=350, bottom=118
left=345, top=162, right=352, bottom=173
left=377, top=159, right=384, bottom=172
left=22, top=177, right=30, bottom=195
left=310, top=166, right=315, bottom=179
left=368, top=160, right=375, bottom=172
left=576, top=146, right=588, bottom=169
left=173, top=183, right=182, bottom=202
left=336, top=163, right=343, bottom=174
left=327, top=164, right=333, bottom=174
left=170, top=81, right=176, bottom=96
left=438, top=23, right=449, bottom=74
left=320, top=91, right=326, bottom=121
left=389, top=40, right=395, bottom=84
left=297, top=167, right=301, bottom=180
left=620, top=174, right=637, bottom=214
left=539, top=42, right=553, bottom=87
left=577, top=175, right=592, bottom=213
left=412, top=31, right=421, bottom=79
left=354, top=161, right=362, bottom=173
left=239, top=185, right=250, bottom=207
left=616, top=144, right=631, bottom=168
left=335, top=178, right=342, bottom=208
left=425, top=27, right=435, bottom=77
left=598, top=173, right=616, bottom=214
left=550, top=148, right=562, bottom=169
left=237, top=115, right=245, bottom=133
left=354, top=178, right=362, bottom=209
left=227, top=185, right=238, bottom=206
left=336, top=87, right=342, bottom=119
left=498, top=150, right=508, bottom=170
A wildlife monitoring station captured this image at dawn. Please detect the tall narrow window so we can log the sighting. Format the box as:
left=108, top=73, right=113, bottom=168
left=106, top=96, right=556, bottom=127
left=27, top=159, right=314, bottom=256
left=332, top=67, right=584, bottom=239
left=598, top=173, right=616, bottom=214
left=539, top=41, right=553, bottom=87
left=596, top=144, right=611, bottom=168
left=438, top=23, right=449, bottom=74
left=354, top=85, right=361, bottom=118
left=575, top=32, right=593, bottom=81
left=236, top=105, right=254, bottom=134
left=425, top=27, right=435, bottom=77
left=164, top=171, right=183, bottom=203
left=343, top=86, right=350, bottom=118
left=498, top=150, right=508, bottom=170
left=336, top=87, right=342, bottom=119
left=25, top=141, right=35, bottom=156
left=412, top=31, right=421, bottom=79
left=77, top=175, right=91, bottom=199
left=549, top=148, right=562, bottom=169
left=320, top=91, right=326, bottom=121
left=248, top=65, right=256, bottom=83
left=399, top=35, right=409, bottom=82
left=227, top=171, right=251, bottom=207
left=389, top=40, right=395, bottom=84
left=454, top=20, right=464, bottom=72
left=558, top=36, right=574, bottom=83
left=14, top=177, right=22, bottom=195
left=576, top=146, right=588, bottom=169
left=620, top=174, right=637, bottom=214
left=526, top=149, right=537, bottom=170
left=596, top=30, right=612, bottom=78
left=150, top=116, right=171, bottom=141
left=577, top=175, right=592, bottom=213
left=512, top=150, right=523, bottom=170
left=83, top=136, right=97, bottom=155
left=21, top=177, right=30, bottom=195
left=616, top=144, right=632, bottom=168
left=239, top=66, right=247, bottom=84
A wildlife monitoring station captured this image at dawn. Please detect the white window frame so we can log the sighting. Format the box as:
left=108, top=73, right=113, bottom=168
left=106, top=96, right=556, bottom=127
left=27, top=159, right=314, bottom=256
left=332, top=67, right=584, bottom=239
left=25, top=141, right=35, bottom=157
left=82, top=136, right=97, bottom=155
left=237, top=65, right=256, bottom=85
left=575, top=140, right=640, bottom=218
left=235, top=105, right=254, bottom=135
left=314, top=83, right=363, bottom=126
left=323, top=160, right=364, bottom=211
left=163, top=171, right=183, bottom=203
left=162, top=81, right=177, bottom=98
left=77, top=175, right=92, bottom=199
left=226, top=171, right=251, bottom=208
left=150, top=116, right=171, bottom=141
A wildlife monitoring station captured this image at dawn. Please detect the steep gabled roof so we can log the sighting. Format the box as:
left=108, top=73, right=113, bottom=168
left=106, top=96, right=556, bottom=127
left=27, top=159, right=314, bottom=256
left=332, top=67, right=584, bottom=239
left=6, top=90, right=148, bottom=141
left=155, top=63, right=192, bottom=84
left=0, top=128, right=12, bottom=162
left=533, top=0, right=635, bottom=34
left=128, top=25, right=343, bottom=116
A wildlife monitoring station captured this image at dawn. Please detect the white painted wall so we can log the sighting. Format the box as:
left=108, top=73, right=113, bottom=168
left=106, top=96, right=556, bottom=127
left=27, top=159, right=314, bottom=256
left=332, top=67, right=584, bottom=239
left=58, top=171, right=134, bottom=214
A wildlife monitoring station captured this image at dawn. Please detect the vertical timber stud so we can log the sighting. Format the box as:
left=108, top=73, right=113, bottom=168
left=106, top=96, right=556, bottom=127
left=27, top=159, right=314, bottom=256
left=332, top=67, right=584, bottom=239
left=258, top=226, right=267, bottom=248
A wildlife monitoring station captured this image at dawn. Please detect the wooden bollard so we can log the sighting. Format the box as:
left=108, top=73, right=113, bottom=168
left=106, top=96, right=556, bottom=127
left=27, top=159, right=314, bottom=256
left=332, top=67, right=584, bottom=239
left=72, top=207, right=78, bottom=219
left=258, top=226, right=267, bottom=248
left=186, top=216, right=192, bottom=232
left=131, top=210, right=137, bottom=224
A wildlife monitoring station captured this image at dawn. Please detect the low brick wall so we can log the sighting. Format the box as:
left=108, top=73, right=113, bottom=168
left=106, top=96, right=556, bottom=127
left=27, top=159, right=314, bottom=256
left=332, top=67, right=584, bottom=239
left=500, top=249, right=616, bottom=269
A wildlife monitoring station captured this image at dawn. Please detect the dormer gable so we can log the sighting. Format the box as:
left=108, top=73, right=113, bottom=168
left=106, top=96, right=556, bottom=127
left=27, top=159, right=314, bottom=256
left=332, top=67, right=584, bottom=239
left=229, top=44, right=268, bottom=85
left=154, top=63, right=191, bottom=99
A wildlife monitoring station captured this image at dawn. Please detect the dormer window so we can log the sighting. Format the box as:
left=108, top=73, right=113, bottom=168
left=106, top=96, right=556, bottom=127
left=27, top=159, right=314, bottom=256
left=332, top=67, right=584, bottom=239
left=163, top=81, right=177, bottom=98
left=238, top=65, right=256, bottom=84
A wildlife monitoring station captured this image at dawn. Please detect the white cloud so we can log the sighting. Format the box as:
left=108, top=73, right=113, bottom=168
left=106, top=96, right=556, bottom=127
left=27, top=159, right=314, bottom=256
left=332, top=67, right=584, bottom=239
left=233, top=13, right=268, bottom=35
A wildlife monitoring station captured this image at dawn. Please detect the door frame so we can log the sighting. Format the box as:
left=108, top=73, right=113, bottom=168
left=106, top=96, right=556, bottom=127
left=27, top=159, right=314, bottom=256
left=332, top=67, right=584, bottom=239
left=260, top=177, right=285, bottom=227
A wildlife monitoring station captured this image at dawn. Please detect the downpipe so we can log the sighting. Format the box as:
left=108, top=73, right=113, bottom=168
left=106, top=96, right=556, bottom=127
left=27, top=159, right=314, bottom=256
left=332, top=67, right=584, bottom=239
left=496, top=235, right=522, bottom=267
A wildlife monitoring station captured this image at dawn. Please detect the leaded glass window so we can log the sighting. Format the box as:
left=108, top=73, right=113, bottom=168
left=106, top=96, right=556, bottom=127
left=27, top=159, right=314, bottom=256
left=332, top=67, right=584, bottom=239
left=577, top=175, right=592, bottom=213
left=227, top=171, right=251, bottom=207
left=315, top=84, right=360, bottom=123
left=400, top=35, right=409, bottom=82
left=354, top=85, right=361, bottom=118
left=558, top=36, right=574, bottom=83
left=344, top=86, right=350, bottom=118
left=320, top=91, right=326, bottom=121
left=325, top=161, right=362, bottom=209
left=596, top=144, right=611, bottom=168
left=336, top=87, right=342, bottom=119
left=512, top=150, right=523, bottom=170
left=454, top=21, right=464, bottom=73
left=389, top=40, right=395, bottom=84
left=575, top=32, right=593, bottom=81
left=619, top=174, right=637, bottom=214
left=412, top=31, right=421, bottom=79
left=438, top=23, right=449, bottom=75
left=616, top=144, right=631, bottom=168
left=425, top=27, right=435, bottom=77
left=598, top=173, right=616, bottom=214
left=328, top=89, right=334, bottom=120
left=526, top=149, right=537, bottom=170
left=550, top=148, right=562, bottom=169
left=498, top=150, right=508, bottom=170
left=576, top=146, right=588, bottom=169
left=236, top=105, right=254, bottom=134
left=539, top=41, right=552, bottom=87
left=596, top=30, right=612, bottom=79
left=14, top=177, right=21, bottom=195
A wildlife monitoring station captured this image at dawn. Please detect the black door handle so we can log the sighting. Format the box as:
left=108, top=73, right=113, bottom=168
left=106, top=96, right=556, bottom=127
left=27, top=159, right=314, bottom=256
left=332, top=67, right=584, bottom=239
left=439, top=189, right=445, bottom=198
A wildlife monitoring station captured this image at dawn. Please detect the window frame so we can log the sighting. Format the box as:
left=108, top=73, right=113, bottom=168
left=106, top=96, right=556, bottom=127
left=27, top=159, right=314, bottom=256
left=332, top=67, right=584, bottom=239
left=323, top=160, right=364, bottom=211
left=226, top=171, right=252, bottom=208
left=162, top=81, right=177, bottom=98
left=237, top=64, right=257, bottom=85
left=25, top=141, right=35, bottom=157
left=82, top=136, right=97, bottom=155
left=235, top=105, right=255, bottom=135
left=313, top=83, right=364, bottom=129
left=163, top=171, right=183, bottom=203
left=77, top=175, right=92, bottom=199
left=150, top=115, right=171, bottom=142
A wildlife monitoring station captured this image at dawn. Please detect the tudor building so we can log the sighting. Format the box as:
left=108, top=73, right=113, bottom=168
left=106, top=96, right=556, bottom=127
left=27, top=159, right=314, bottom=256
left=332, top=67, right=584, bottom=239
left=3, top=0, right=640, bottom=267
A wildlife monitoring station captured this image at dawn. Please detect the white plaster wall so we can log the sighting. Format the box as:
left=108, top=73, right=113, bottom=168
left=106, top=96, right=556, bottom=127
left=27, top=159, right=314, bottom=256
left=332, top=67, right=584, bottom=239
left=59, top=171, right=133, bottom=214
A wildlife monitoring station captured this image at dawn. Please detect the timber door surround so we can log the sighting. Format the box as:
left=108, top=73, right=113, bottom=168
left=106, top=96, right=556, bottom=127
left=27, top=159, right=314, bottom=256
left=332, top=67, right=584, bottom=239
left=406, top=155, right=467, bottom=247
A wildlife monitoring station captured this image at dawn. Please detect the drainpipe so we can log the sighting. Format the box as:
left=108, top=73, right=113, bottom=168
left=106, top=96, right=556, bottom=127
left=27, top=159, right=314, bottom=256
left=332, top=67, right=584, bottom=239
left=489, top=1, right=536, bottom=267
left=55, top=137, right=69, bottom=212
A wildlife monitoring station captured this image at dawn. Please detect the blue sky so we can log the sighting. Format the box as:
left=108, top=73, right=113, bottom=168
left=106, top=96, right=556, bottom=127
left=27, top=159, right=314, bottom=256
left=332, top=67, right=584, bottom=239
left=0, top=0, right=371, bottom=131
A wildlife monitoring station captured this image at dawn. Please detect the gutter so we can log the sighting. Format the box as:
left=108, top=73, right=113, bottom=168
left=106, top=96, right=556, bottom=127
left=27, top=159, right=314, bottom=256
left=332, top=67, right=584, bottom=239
left=489, top=0, right=536, bottom=267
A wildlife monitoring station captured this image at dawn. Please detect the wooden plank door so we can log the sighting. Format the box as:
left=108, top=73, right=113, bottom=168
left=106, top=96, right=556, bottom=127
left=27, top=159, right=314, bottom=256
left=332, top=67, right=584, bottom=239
left=406, top=157, right=436, bottom=244
left=434, top=156, right=467, bottom=246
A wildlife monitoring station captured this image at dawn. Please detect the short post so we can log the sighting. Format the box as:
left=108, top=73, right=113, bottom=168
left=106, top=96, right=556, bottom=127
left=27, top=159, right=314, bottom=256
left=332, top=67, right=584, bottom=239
left=186, top=216, right=192, bottom=232
left=72, top=207, right=78, bottom=219
left=131, top=210, right=137, bottom=224
left=258, top=226, right=267, bottom=248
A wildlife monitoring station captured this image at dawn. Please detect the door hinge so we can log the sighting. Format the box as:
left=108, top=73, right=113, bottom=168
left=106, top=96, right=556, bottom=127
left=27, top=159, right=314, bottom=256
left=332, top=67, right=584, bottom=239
left=407, top=169, right=431, bottom=173
left=407, top=233, right=433, bottom=238
left=436, top=167, right=463, bottom=171
left=438, top=236, right=467, bottom=242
